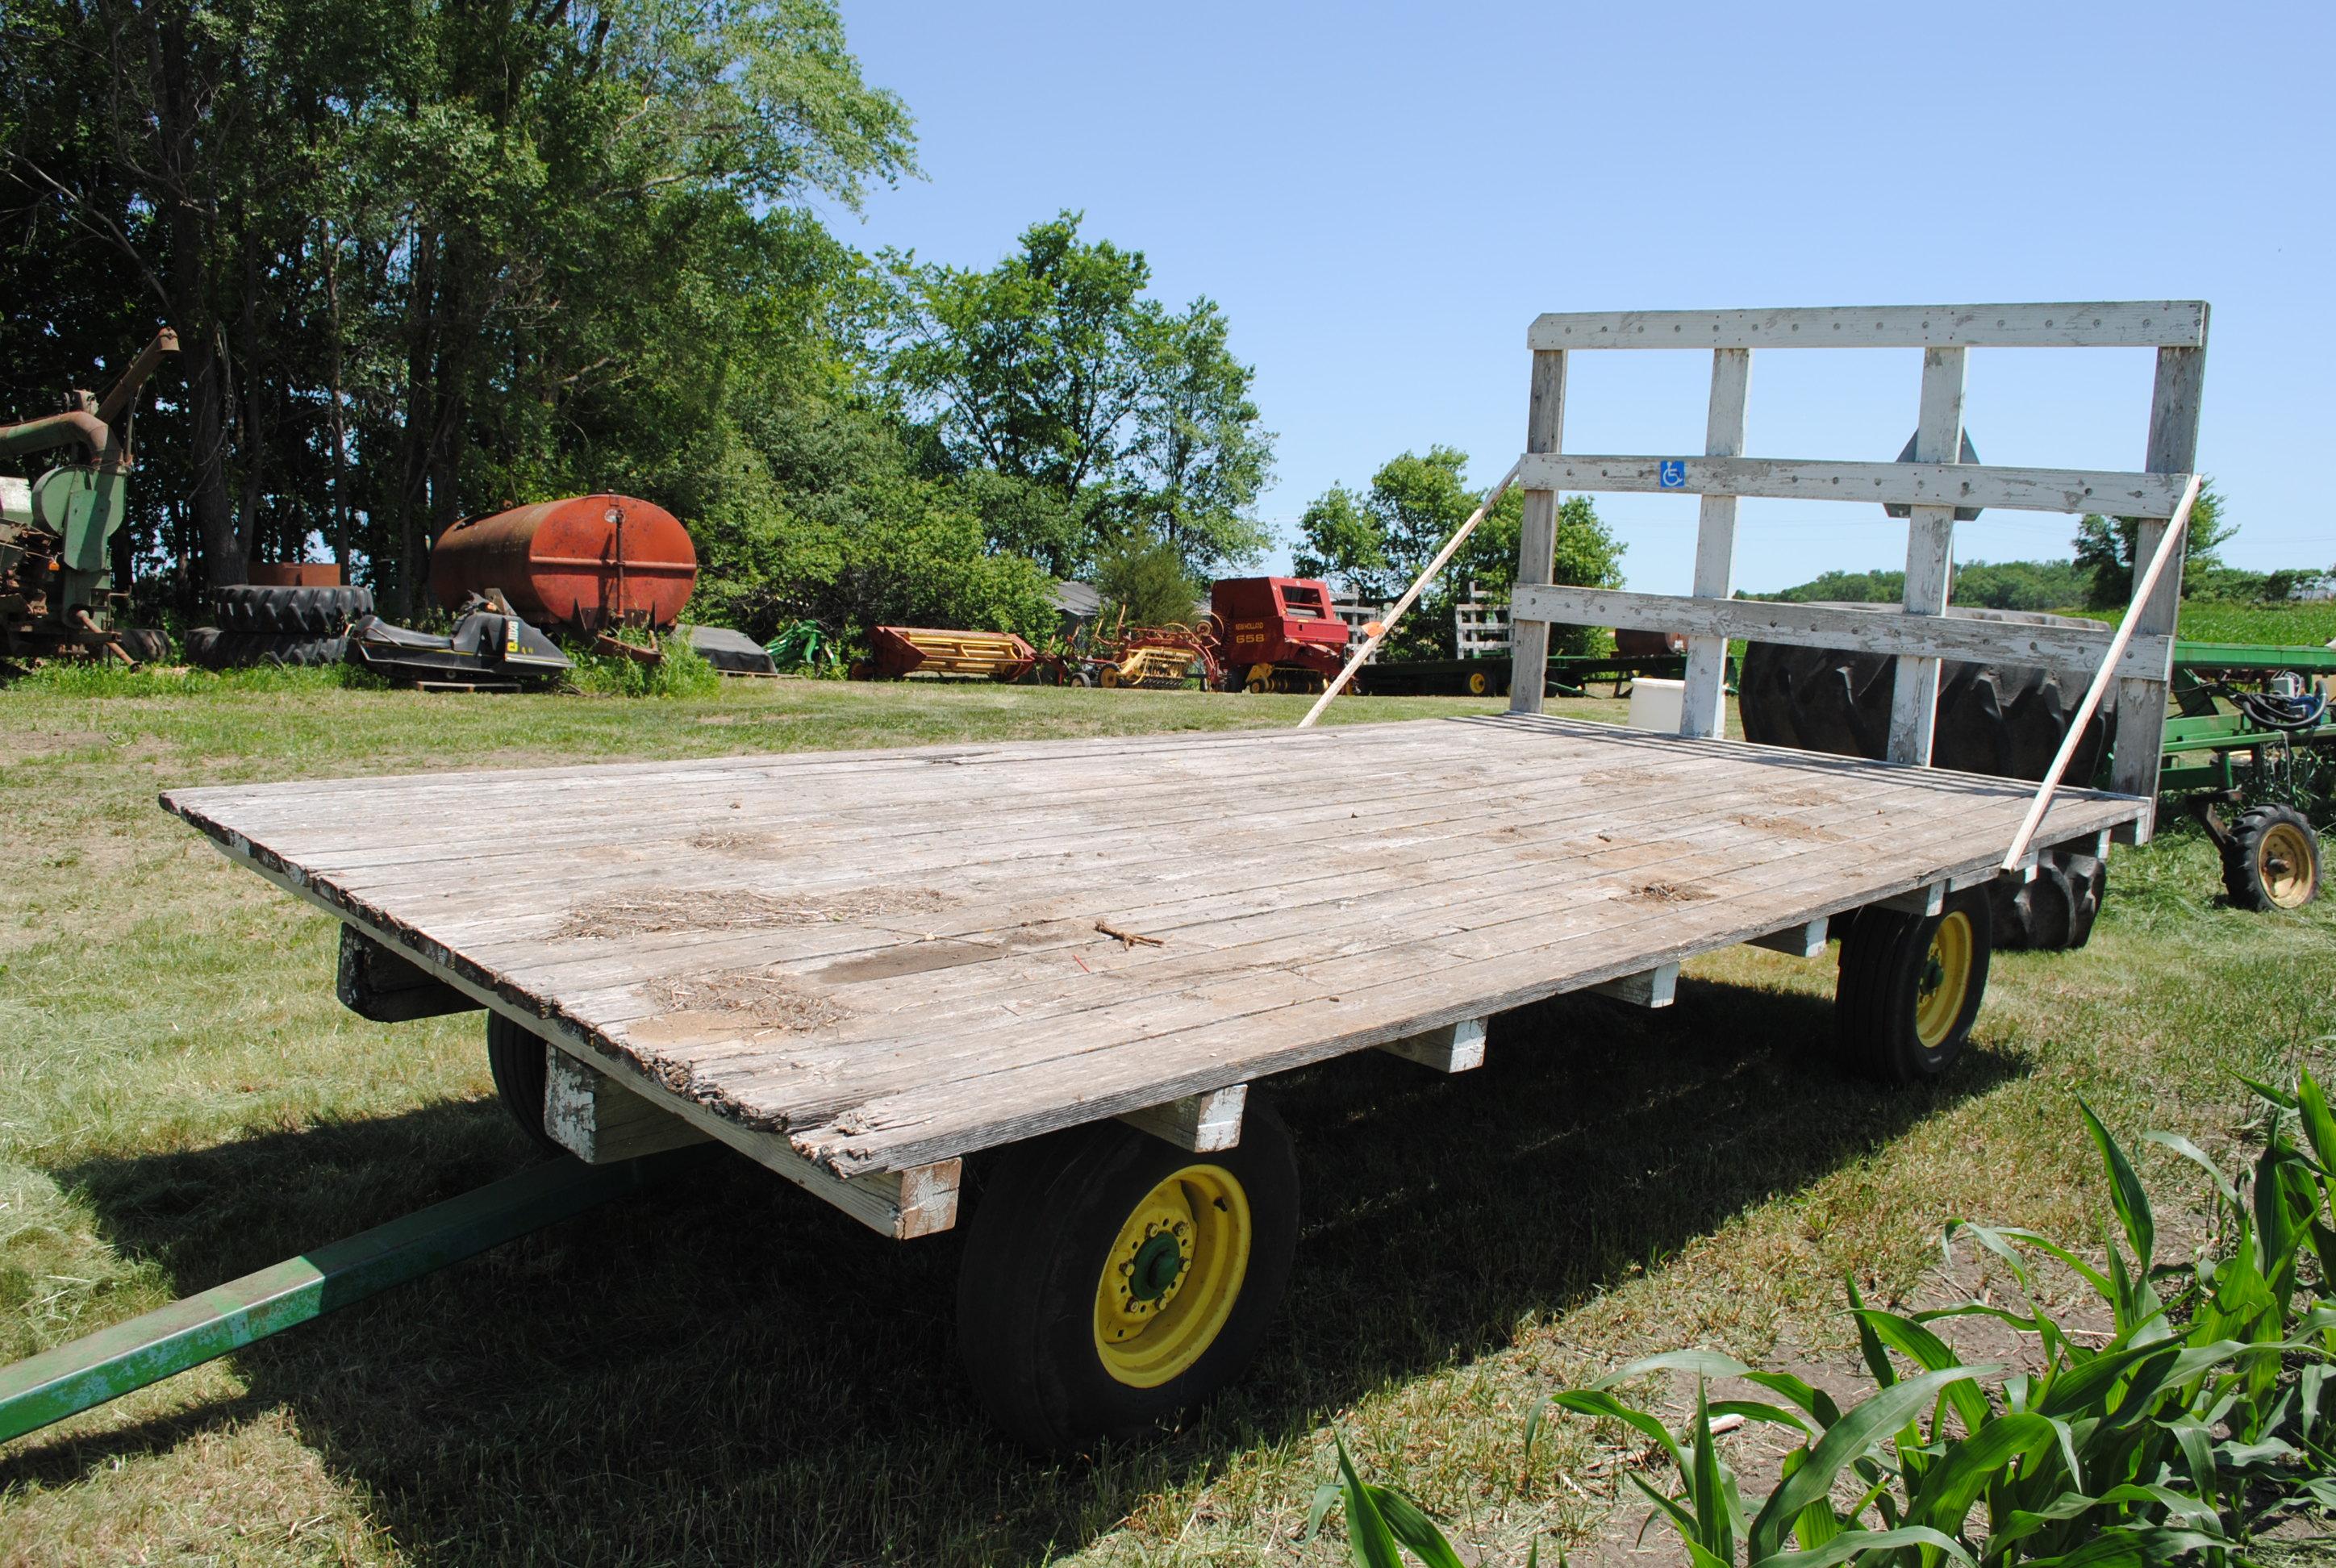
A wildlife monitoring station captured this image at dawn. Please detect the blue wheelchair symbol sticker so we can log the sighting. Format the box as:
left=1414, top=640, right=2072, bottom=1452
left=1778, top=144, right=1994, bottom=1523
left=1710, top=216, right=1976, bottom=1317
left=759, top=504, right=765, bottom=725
left=1658, top=460, right=1687, bottom=490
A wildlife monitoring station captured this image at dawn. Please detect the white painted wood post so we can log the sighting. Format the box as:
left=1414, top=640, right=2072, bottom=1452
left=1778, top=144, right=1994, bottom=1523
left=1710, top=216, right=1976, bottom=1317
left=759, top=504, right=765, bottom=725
left=1508, top=348, right=1567, bottom=715
left=2108, top=335, right=2209, bottom=824
left=1887, top=348, right=1967, bottom=765
left=1680, top=348, right=1750, bottom=738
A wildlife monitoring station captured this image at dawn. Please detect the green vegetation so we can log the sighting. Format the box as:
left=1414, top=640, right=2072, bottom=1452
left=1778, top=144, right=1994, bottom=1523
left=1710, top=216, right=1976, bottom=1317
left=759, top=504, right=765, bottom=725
left=1, top=679, right=2329, bottom=1563
left=1295, top=447, right=1625, bottom=657
left=2, top=6, right=1273, bottom=654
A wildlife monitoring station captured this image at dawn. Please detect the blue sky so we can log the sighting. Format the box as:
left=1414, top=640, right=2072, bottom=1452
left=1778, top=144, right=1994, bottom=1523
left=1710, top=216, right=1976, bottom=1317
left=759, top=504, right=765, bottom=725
left=832, top=2, right=2332, bottom=594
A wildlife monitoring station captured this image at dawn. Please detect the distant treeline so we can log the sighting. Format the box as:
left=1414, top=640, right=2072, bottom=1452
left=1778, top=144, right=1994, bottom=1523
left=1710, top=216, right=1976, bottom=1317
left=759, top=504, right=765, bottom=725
left=1750, top=482, right=2330, bottom=610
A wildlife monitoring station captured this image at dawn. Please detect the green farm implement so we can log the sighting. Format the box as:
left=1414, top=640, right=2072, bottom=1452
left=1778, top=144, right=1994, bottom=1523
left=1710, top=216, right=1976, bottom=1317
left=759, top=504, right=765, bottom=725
left=2158, top=638, right=2334, bottom=910
left=1, top=328, right=177, bottom=668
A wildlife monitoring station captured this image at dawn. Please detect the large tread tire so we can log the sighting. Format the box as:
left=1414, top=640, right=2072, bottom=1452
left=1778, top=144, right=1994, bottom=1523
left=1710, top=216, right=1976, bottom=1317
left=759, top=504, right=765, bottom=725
left=1738, top=606, right=2115, bottom=782
left=1835, top=886, right=1992, bottom=1084
left=956, top=1102, right=1299, bottom=1450
left=194, top=631, right=349, bottom=669
left=1742, top=607, right=2117, bottom=951
left=486, top=1013, right=565, bottom=1155
left=2221, top=804, right=2321, bottom=911
left=212, top=584, right=373, bottom=635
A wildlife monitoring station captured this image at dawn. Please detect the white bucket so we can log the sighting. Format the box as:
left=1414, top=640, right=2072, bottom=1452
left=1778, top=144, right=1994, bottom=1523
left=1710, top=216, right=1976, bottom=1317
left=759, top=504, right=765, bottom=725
left=1627, top=677, right=1685, bottom=733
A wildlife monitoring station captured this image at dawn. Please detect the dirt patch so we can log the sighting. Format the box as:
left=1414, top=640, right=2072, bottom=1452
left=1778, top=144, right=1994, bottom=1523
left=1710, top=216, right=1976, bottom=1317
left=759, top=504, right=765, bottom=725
left=554, top=886, right=953, bottom=939
left=816, top=939, right=1004, bottom=984
left=0, top=728, right=111, bottom=765
left=1580, top=767, right=1657, bottom=790
left=1630, top=880, right=1713, bottom=904
left=644, top=966, right=845, bottom=1032
left=1759, top=785, right=1838, bottom=808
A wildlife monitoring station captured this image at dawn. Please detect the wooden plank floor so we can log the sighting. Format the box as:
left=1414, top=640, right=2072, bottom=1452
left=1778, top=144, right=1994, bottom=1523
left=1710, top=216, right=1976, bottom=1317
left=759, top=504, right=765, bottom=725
left=161, top=715, right=2146, bottom=1178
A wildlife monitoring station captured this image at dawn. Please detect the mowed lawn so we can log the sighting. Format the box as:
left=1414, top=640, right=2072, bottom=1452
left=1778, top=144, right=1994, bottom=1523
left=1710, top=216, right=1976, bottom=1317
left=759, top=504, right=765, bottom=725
left=0, top=672, right=2329, bottom=1566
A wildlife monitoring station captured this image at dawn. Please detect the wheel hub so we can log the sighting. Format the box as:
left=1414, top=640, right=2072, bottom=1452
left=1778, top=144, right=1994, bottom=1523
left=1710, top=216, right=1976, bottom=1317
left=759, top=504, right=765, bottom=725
left=2261, top=822, right=2315, bottom=909
left=1091, top=1166, right=1254, bottom=1388
left=1913, top=911, right=1974, bottom=1050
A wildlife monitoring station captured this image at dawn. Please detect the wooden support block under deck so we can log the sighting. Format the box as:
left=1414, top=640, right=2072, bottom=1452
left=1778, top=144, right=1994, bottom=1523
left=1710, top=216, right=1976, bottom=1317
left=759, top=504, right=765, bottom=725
left=1875, top=883, right=1946, bottom=916
left=544, top=1048, right=713, bottom=1164
left=1748, top=918, right=1827, bottom=957
left=1589, top=963, right=1678, bottom=1008
left=1117, top=1084, right=1246, bottom=1152
left=1377, top=1017, right=1489, bottom=1073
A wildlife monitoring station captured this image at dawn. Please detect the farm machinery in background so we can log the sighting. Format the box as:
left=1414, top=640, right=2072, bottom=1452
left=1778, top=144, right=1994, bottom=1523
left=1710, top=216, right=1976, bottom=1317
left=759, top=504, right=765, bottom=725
left=1739, top=609, right=2334, bottom=932
left=0, top=329, right=178, bottom=669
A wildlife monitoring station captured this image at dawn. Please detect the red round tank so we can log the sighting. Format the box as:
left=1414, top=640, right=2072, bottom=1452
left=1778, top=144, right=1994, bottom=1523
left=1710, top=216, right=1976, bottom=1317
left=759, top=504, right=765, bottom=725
left=428, top=494, right=696, bottom=632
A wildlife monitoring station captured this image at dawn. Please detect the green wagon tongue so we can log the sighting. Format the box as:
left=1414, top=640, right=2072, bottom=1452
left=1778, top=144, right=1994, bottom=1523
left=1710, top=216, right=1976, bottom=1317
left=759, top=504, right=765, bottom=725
left=0, top=1148, right=702, bottom=1447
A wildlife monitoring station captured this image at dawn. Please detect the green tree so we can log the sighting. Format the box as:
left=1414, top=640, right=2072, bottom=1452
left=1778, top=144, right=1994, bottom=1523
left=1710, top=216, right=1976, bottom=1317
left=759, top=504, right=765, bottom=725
left=1295, top=448, right=1624, bottom=656
left=1093, top=528, right=1201, bottom=629
left=879, top=211, right=1273, bottom=578
left=2073, top=477, right=2235, bottom=607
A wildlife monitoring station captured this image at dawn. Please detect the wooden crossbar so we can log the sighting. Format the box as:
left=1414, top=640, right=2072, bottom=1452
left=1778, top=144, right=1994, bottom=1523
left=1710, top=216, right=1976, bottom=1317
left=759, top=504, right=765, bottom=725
left=1514, top=454, right=2192, bottom=518
left=1509, top=586, right=2174, bottom=680
left=1527, top=302, right=2207, bottom=352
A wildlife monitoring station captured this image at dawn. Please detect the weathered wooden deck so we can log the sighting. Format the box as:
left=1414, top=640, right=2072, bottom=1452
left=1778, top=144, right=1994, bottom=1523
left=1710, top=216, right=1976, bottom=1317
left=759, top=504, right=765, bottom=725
left=162, top=714, right=2144, bottom=1185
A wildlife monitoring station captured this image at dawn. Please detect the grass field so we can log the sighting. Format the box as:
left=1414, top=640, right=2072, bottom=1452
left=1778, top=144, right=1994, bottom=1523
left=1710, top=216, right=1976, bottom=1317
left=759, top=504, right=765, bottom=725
left=1, top=672, right=2330, bottom=1566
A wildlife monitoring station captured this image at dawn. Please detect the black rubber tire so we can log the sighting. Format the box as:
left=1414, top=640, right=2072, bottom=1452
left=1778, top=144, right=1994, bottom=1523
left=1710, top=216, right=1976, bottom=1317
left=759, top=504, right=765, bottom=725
left=115, top=628, right=170, bottom=664
left=1737, top=606, right=2115, bottom=782
left=1988, top=847, right=2104, bottom=951
left=194, top=631, right=349, bottom=669
left=486, top=1013, right=565, bottom=1154
left=1834, top=886, right=1992, bottom=1084
left=956, top=1101, right=1299, bottom=1450
left=211, top=584, right=373, bottom=635
left=2221, top=804, right=2322, bottom=911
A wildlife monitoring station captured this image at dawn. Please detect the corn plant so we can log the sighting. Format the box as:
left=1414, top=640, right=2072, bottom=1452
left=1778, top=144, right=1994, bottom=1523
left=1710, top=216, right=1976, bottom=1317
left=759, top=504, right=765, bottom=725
left=1522, top=1080, right=2336, bottom=1565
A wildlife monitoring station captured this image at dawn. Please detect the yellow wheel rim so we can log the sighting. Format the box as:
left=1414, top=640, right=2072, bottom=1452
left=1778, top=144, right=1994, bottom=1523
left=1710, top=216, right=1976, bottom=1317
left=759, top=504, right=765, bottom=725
left=2260, top=822, right=2317, bottom=909
left=1099, top=666, right=1122, bottom=688
left=1092, top=1164, right=1251, bottom=1388
left=1913, top=911, right=1974, bottom=1049
left=1467, top=670, right=1491, bottom=695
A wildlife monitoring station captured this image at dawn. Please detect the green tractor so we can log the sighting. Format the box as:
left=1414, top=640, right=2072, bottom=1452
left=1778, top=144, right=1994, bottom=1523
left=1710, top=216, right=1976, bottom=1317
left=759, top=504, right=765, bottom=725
left=1, top=328, right=177, bottom=668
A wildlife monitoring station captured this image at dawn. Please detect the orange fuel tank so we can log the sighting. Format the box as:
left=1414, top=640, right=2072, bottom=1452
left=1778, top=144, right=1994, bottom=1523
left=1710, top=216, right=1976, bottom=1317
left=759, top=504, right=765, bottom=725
left=428, top=494, right=697, bottom=632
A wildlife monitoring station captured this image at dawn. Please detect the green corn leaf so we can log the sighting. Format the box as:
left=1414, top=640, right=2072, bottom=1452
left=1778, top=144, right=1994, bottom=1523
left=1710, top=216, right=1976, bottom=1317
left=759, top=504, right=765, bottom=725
left=2081, top=1099, right=2155, bottom=1274
left=1627, top=1471, right=1702, bottom=1545
left=1370, top=1486, right=1470, bottom=1568
left=1689, top=1379, right=1732, bottom=1562
left=1750, top=1523, right=1975, bottom=1568
left=1589, top=1349, right=1755, bottom=1391
left=1709, top=1398, right=1816, bottom=1437
left=1307, top=1482, right=1344, bottom=1541
left=1529, top=1390, right=1686, bottom=1476
left=1744, top=1371, right=1844, bottom=1429
left=2295, top=1068, right=2336, bottom=1173
left=2164, top=1415, right=2217, bottom=1498
left=2142, top=1131, right=2240, bottom=1207
left=1745, top=1366, right=1982, bottom=1562
left=2045, top=1524, right=2231, bottom=1566
left=1851, top=1308, right=1991, bottom=1433
left=2036, top=1340, right=2182, bottom=1420
left=1333, top=1437, right=1406, bottom=1568
left=1903, top=1412, right=2059, bottom=1538
left=2237, top=1073, right=2299, bottom=1111
left=1775, top=1446, right=1843, bottom=1552
left=1985, top=1227, right=2116, bottom=1301
left=1843, top=1274, right=1896, bottom=1391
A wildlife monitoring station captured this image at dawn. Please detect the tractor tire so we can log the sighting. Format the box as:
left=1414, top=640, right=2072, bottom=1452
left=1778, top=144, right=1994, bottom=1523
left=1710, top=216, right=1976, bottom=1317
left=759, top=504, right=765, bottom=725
left=486, top=1013, right=565, bottom=1155
left=956, top=1100, right=1299, bottom=1450
left=2221, top=804, right=2321, bottom=911
left=1738, top=605, right=2115, bottom=782
left=1987, top=847, right=2106, bottom=951
left=116, top=628, right=170, bottom=664
left=212, top=584, right=373, bottom=635
left=1834, top=886, right=1992, bottom=1084
left=1742, top=607, right=2116, bottom=951
left=190, top=630, right=349, bottom=669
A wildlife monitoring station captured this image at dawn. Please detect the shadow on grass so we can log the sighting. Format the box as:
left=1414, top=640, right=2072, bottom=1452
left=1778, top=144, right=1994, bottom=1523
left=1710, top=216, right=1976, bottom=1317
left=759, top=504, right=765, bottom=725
left=15, top=976, right=2024, bottom=1565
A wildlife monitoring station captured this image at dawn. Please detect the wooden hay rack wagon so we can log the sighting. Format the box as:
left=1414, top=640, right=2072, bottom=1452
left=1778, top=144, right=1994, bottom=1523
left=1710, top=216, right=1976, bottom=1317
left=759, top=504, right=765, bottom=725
left=2, top=300, right=2207, bottom=1456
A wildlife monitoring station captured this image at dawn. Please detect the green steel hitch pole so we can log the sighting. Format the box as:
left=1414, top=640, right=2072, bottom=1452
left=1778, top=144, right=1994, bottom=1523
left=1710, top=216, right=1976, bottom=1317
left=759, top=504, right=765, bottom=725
left=0, top=1147, right=702, bottom=1446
